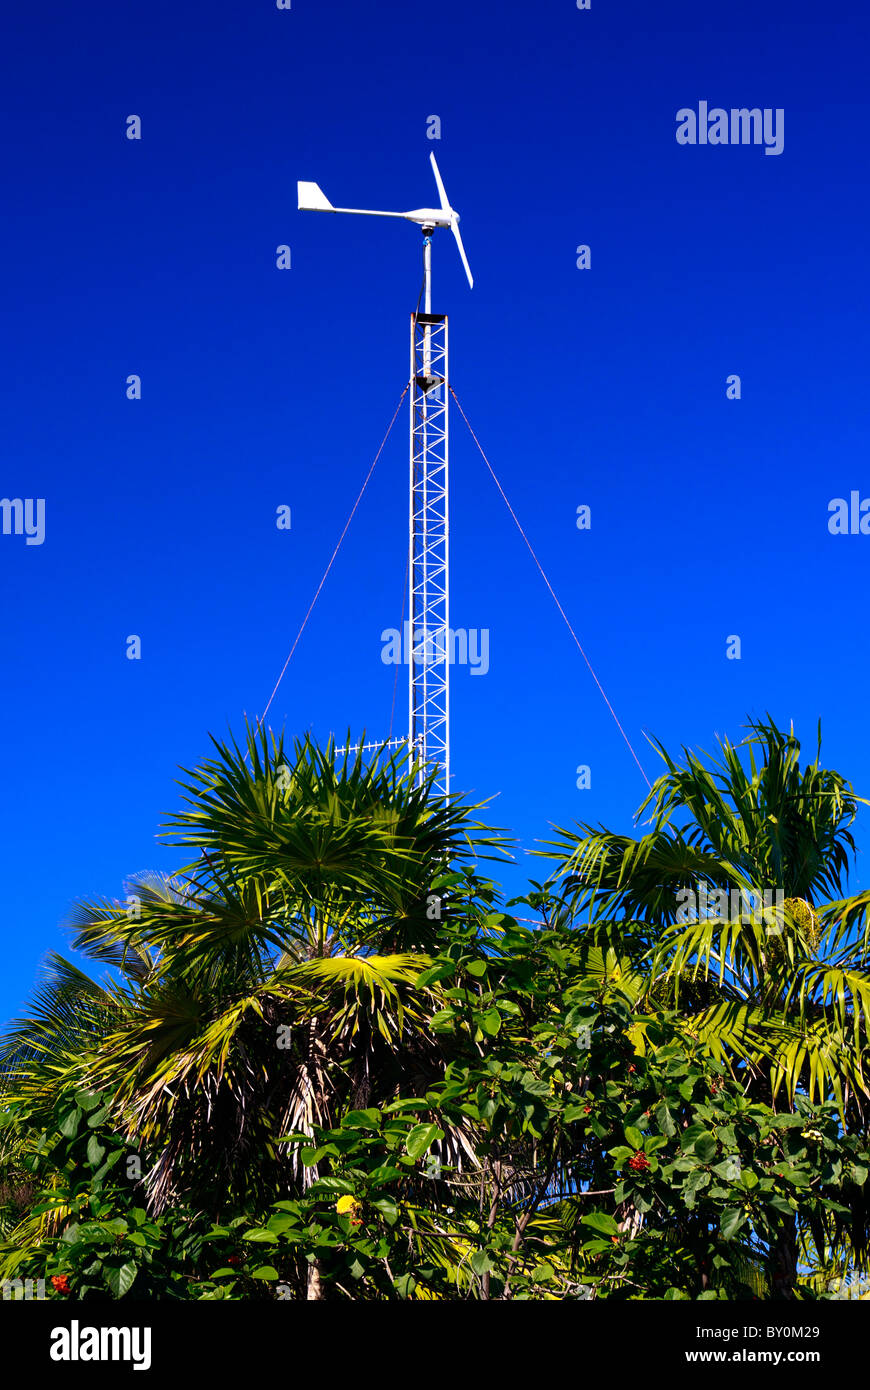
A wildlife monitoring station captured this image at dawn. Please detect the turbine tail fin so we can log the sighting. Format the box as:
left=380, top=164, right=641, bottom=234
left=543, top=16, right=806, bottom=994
left=298, top=181, right=334, bottom=212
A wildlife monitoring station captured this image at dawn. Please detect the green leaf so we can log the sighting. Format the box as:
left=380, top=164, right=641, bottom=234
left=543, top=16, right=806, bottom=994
left=564, top=1104, right=591, bottom=1123
left=371, top=1198, right=399, bottom=1226
left=520, top=1071, right=551, bottom=1099
left=479, top=1007, right=501, bottom=1036
left=580, top=1212, right=619, bottom=1237
left=684, top=1169, right=710, bottom=1195
left=405, top=1123, right=443, bottom=1160
left=251, top=1265, right=280, bottom=1280
left=720, top=1208, right=745, bottom=1240
left=299, top=1145, right=330, bottom=1165
left=266, top=1214, right=298, bottom=1234
left=644, top=1135, right=668, bottom=1154
left=367, top=1165, right=406, bottom=1185
left=86, top=1134, right=106, bottom=1168
left=655, top=1103, right=677, bottom=1137
left=74, top=1091, right=102, bottom=1113
left=58, top=1107, right=81, bottom=1139
left=609, top=1147, right=634, bottom=1164
left=470, top=1250, right=495, bottom=1276
left=769, top=1195, right=795, bottom=1216
left=341, top=1109, right=382, bottom=1130
left=679, top=1123, right=706, bottom=1152
left=307, top=1177, right=355, bottom=1194
left=712, top=1159, right=739, bottom=1180
left=104, top=1262, right=138, bottom=1299
left=694, top=1134, right=718, bottom=1164
left=772, top=1164, right=810, bottom=1187
left=430, top=1008, right=457, bottom=1031
left=242, top=1229, right=279, bottom=1243
left=624, top=1126, right=643, bottom=1149
left=431, top=872, right=465, bottom=890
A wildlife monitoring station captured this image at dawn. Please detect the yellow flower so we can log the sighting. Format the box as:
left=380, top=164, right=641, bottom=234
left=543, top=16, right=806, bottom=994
left=335, top=1195, right=360, bottom=1216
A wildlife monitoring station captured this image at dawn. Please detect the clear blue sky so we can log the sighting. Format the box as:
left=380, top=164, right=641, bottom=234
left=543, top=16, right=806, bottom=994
left=2, top=0, right=869, bottom=1025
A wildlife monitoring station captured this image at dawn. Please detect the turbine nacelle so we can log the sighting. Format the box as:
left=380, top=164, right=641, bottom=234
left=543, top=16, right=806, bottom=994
left=404, top=208, right=456, bottom=229
left=297, top=153, right=473, bottom=289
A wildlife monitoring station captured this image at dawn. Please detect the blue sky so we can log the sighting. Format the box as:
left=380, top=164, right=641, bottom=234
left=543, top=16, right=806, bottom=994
left=2, top=0, right=869, bottom=1024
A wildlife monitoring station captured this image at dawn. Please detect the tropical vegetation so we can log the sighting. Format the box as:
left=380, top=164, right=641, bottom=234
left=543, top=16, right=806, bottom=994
left=2, top=716, right=870, bottom=1300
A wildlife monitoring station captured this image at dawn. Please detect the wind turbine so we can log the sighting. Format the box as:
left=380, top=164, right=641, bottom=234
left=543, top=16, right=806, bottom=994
left=298, top=154, right=474, bottom=799
left=298, top=151, right=473, bottom=292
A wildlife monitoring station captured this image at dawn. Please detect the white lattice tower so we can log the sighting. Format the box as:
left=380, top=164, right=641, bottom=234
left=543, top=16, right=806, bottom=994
left=408, top=295, right=449, bottom=797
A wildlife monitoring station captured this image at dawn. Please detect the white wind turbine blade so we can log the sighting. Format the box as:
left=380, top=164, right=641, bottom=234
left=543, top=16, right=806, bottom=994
left=451, top=219, right=474, bottom=289
left=429, top=153, right=474, bottom=288
left=429, top=152, right=451, bottom=213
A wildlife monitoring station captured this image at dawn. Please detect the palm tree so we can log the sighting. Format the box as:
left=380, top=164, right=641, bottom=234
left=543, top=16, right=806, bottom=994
left=541, top=715, right=870, bottom=1296
left=2, top=724, right=508, bottom=1296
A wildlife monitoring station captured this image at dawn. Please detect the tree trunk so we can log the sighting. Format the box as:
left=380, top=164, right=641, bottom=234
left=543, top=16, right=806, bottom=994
left=306, top=1259, right=324, bottom=1300
left=770, top=1213, right=797, bottom=1298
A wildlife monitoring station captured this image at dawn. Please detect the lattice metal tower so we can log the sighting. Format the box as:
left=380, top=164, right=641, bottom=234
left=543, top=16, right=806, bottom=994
left=409, top=233, right=449, bottom=794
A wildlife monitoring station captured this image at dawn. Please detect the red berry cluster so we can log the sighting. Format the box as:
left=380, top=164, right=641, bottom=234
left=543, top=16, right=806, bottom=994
left=51, top=1275, right=71, bottom=1294
left=627, top=1151, right=650, bottom=1172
